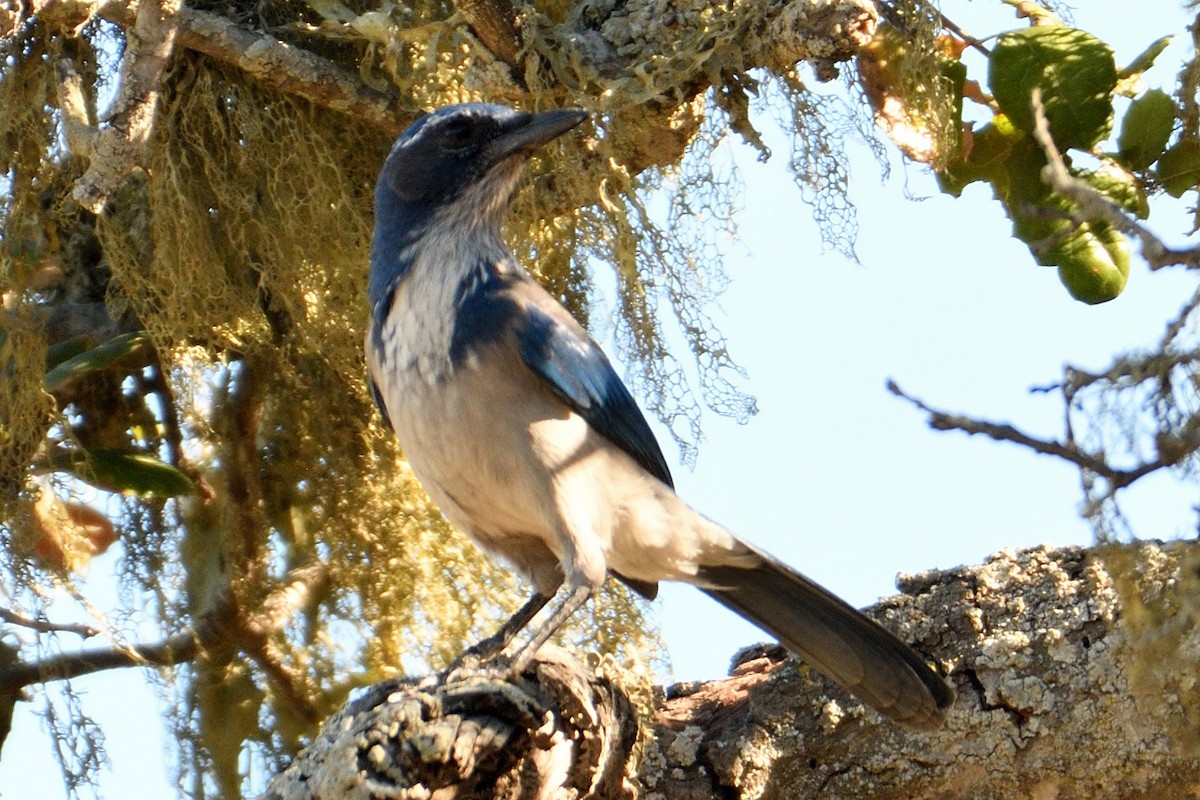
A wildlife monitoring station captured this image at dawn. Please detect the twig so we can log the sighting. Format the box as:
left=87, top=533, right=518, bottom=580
left=874, top=1, right=991, bottom=57
left=885, top=379, right=1199, bottom=493
left=239, top=563, right=328, bottom=723
left=936, top=10, right=991, bottom=57
left=0, top=608, right=101, bottom=639
left=886, top=379, right=1111, bottom=473
left=1028, top=87, right=1200, bottom=270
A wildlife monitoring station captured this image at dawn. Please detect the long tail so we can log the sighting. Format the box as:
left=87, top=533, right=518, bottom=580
left=697, top=542, right=955, bottom=730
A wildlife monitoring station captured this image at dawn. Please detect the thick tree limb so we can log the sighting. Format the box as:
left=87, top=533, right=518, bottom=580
left=268, top=544, right=1200, bottom=799
left=27, top=0, right=874, bottom=151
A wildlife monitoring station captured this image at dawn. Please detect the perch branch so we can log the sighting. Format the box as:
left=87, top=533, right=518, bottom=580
left=268, top=544, right=1200, bottom=799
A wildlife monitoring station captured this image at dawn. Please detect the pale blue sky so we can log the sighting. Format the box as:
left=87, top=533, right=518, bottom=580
left=3, top=2, right=1197, bottom=796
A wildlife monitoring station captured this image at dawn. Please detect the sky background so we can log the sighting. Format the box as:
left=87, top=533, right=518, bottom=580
left=3, top=1, right=1198, bottom=796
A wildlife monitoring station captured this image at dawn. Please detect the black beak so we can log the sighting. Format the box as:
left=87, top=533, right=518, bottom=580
left=487, top=108, right=589, bottom=163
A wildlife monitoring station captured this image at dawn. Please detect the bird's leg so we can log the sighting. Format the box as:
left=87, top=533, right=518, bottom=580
left=460, top=591, right=553, bottom=661
left=502, top=583, right=593, bottom=675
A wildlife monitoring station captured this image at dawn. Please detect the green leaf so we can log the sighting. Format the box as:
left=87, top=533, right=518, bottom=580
left=990, top=26, right=1118, bottom=151
left=1055, top=222, right=1130, bottom=304
left=1074, top=165, right=1149, bottom=219
left=45, top=335, right=92, bottom=370
left=1118, top=36, right=1172, bottom=81
left=52, top=448, right=195, bottom=497
left=1117, top=88, right=1176, bottom=170
left=1156, top=137, right=1200, bottom=197
left=43, top=331, right=152, bottom=393
left=994, top=142, right=1132, bottom=303
left=937, top=115, right=1023, bottom=196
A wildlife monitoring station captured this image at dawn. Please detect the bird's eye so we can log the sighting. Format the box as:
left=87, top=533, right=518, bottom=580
left=441, top=118, right=476, bottom=151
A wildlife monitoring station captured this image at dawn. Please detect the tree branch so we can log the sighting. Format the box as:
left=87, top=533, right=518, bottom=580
left=31, top=0, right=406, bottom=133
left=0, top=564, right=327, bottom=696
left=0, top=608, right=100, bottom=639
left=268, top=544, right=1200, bottom=799
left=68, top=0, right=182, bottom=212
left=0, top=631, right=199, bottom=695
left=885, top=378, right=1200, bottom=496
left=886, top=379, right=1111, bottom=471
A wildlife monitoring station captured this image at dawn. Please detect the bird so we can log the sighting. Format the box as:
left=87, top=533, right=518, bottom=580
left=364, top=102, right=955, bottom=729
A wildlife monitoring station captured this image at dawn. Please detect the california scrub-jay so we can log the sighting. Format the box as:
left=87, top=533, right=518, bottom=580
left=365, top=103, right=954, bottom=729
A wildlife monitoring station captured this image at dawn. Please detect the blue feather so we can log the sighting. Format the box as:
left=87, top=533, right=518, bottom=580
left=516, top=307, right=674, bottom=489
left=368, top=376, right=393, bottom=431
left=449, top=265, right=522, bottom=364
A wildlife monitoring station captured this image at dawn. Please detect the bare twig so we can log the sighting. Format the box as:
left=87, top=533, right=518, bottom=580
left=0, top=608, right=100, bottom=639
left=875, top=1, right=991, bottom=57
left=887, top=379, right=1110, bottom=473
left=239, top=563, right=328, bottom=724
left=937, top=11, right=992, bottom=57
left=1028, top=87, right=1200, bottom=270
left=886, top=379, right=1200, bottom=493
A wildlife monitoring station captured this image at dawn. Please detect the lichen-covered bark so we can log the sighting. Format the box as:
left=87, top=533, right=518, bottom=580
left=269, top=543, right=1200, bottom=800
left=265, top=647, right=640, bottom=800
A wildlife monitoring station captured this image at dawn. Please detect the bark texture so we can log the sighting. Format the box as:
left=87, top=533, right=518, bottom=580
left=267, top=543, right=1200, bottom=799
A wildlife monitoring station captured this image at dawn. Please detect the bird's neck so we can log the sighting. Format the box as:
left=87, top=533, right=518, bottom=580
left=368, top=193, right=515, bottom=309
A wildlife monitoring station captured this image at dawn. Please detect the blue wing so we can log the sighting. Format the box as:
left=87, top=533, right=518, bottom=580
left=516, top=305, right=674, bottom=489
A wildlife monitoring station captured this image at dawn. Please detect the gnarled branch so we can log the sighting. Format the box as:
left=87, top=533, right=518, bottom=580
left=269, top=544, right=1200, bottom=800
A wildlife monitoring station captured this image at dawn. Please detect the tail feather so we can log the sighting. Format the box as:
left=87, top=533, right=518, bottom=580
left=698, top=544, right=954, bottom=730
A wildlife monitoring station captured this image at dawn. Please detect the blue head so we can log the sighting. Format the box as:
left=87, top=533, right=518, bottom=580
left=368, top=103, right=589, bottom=307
